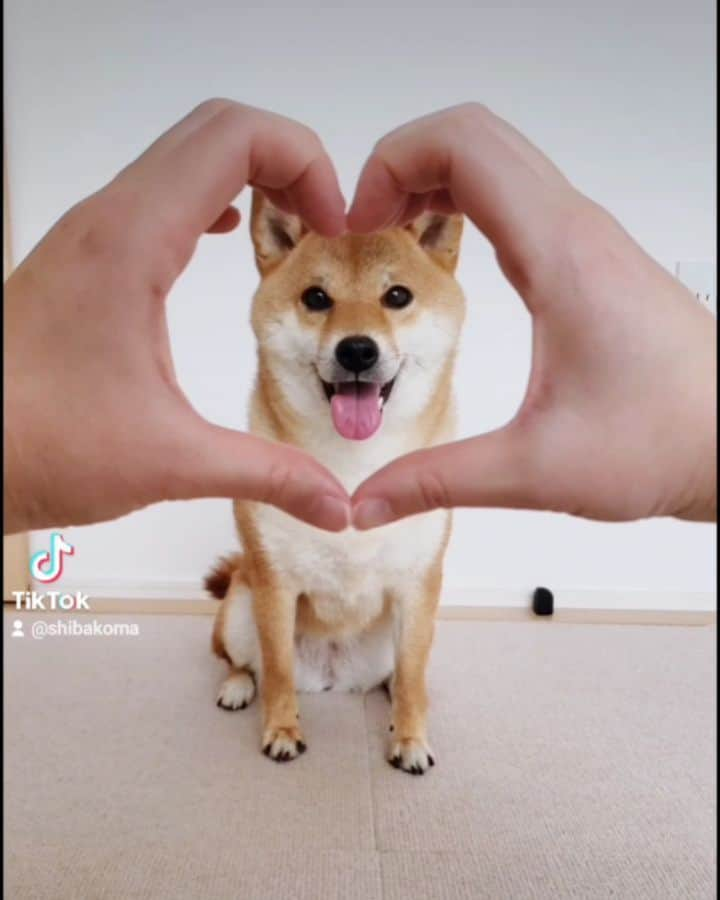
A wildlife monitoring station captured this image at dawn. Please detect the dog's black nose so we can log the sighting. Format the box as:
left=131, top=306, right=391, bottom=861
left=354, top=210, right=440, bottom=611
left=335, top=335, right=379, bottom=374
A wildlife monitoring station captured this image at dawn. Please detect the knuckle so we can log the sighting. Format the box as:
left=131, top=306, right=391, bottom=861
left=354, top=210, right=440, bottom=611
left=149, top=222, right=197, bottom=295
left=212, top=103, right=252, bottom=136
left=193, top=97, right=235, bottom=118
left=550, top=198, right=618, bottom=291
left=454, top=100, right=490, bottom=119
left=416, top=470, right=450, bottom=512
left=278, top=117, right=323, bottom=157
left=196, top=101, right=259, bottom=140
left=58, top=194, right=122, bottom=262
left=161, top=217, right=197, bottom=258
left=447, top=103, right=491, bottom=143
left=496, top=245, right=543, bottom=300
left=75, top=190, right=194, bottom=296
left=562, top=198, right=613, bottom=254
left=260, top=462, right=295, bottom=507
left=374, top=132, right=395, bottom=155
left=296, top=120, right=322, bottom=146
left=497, top=197, right=599, bottom=303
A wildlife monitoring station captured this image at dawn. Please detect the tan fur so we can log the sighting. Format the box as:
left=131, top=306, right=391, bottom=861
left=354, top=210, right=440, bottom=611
left=389, top=523, right=449, bottom=762
left=208, top=192, right=465, bottom=771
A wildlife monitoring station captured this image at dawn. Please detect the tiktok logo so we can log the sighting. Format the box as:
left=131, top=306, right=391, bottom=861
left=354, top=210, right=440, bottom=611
left=30, top=532, right=75, bottom=584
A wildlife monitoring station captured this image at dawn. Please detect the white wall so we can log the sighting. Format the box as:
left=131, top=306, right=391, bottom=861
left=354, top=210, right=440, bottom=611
left=5, top=2, right=716, bottom=607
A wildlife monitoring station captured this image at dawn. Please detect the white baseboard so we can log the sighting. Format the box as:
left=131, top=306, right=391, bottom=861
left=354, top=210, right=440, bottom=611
left=26, top=577, right=716, bottom=613
left=444, top=586, right=716, bottom=612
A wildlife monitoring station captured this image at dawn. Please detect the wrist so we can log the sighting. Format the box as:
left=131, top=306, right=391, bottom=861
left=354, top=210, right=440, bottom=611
left=3, top=417, right=33, bottom=534
left=675, top=418, right=717, bottom=523
left=3, top=373, right=54, bottom=535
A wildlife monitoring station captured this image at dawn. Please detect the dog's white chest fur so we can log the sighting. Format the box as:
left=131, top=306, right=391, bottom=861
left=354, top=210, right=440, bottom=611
left=235, top=431, right=450, bottom=693
left=254, top=501, right=448, bottom=632
left=250, top=413, right=452, bottom=633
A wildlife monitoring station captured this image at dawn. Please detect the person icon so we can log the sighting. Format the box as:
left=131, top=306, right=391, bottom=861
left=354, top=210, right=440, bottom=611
left=12, top=620, right=24, bottom=638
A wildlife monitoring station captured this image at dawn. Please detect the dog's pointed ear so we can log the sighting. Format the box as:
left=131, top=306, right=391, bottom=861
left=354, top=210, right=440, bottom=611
left=250, top=191, right=307, bottom=275
left=406, top=213, right=463, bottom=273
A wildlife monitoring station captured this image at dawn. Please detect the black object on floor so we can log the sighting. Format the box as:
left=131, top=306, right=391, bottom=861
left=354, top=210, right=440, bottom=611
left=532, top=587, right=554, bottom=616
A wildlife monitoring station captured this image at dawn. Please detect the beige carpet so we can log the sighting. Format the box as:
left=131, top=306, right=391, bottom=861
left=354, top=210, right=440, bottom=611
left=4, top=612, right=716, bottom=899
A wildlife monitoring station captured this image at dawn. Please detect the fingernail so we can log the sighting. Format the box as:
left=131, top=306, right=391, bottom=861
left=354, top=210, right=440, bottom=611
left=312, top=495, right=351, bottom=531
left=352, top=499, right=393, bottom=530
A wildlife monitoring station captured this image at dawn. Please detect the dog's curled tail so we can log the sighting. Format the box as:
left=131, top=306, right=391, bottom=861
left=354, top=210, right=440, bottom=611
left=204, top=553, right=244, bottom=600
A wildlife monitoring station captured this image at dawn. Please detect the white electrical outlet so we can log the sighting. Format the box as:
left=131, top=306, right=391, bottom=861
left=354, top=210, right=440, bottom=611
left=675, top=260, right=716, bottom=315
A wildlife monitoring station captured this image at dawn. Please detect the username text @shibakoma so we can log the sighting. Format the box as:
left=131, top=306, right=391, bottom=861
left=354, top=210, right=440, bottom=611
left=11, top=591, right=140, bottom=640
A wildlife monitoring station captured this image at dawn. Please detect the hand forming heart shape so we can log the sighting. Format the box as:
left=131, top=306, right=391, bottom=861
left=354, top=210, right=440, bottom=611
left=4, top=100, right=715, bottom=536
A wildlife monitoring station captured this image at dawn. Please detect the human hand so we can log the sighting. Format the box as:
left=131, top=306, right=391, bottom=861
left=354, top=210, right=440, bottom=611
left=4, top=100, right=351, bottom=534
left=348, top=104, right=717, bottom=527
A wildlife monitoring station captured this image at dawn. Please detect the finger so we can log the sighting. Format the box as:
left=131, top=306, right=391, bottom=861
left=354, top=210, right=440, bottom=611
left=205, top=205, right=241, bottom=234
left=389, top=192, right=432, bottom=227
left=118, top=101, right=346, bottom=242
left=177, top=106, right=346, bottom=236
left=347, top=104, right=575, bottom=264
left=264, top=155, right=345, bottom=237
left=174, top=422, right=351, bottom=532
left=426, top=188, right=457, bottom=215
left=347, top=118, right=454, bottom=233
left=117, top=99, right=234, bottom=171
left=387, top=190, right=458, bottom=228
left=262, top=187, right=299, bottom=216
left=478, top=106, right=566, bottom=182
left=347, top=156, right=407, bottom=232
left=351, top=426, right=539, bottom=529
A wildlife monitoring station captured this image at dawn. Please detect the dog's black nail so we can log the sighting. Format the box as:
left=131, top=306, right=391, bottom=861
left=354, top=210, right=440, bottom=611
left=262, top=745, right=271, bottom=756
left=390, top=756, right=401, bottom=769
left=297, top=741, right=307, bottom=754
left=240, top=702, right=247, bottom=710
left=428, top=755, right=435, bottom=766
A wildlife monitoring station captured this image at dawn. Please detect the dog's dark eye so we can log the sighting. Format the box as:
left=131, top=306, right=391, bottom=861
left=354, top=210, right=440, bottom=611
left=382, top=285, right=413, bottom=309
left=301, top=286, right=333, bottom=312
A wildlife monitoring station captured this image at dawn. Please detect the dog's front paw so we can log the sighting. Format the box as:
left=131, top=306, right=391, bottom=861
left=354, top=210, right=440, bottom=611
left=388, top=737, right=435, bottom=775
left=262, top=725, right=307, bottom=763
left=216, top=670, right=256, bottom=710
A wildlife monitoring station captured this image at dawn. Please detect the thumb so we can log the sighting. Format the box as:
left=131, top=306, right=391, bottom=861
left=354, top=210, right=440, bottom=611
left=171, top=422, right=351, bottom=531
left=351, top=426, right=536, bottom=529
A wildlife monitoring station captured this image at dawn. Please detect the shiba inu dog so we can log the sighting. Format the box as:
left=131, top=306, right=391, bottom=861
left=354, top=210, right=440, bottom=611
left=205, top=191, right=465, bottom=774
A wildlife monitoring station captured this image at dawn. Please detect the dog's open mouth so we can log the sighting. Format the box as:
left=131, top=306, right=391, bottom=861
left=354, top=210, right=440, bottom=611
left=321, top=378, right=396, bottom=441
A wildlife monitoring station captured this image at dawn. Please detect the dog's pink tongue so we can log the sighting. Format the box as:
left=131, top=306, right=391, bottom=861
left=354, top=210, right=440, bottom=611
left=330, top=382, right=382, bottom=440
